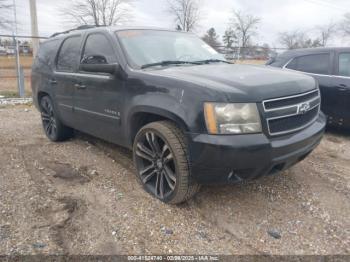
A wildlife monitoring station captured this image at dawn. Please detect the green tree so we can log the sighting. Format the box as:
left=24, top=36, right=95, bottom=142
left=202, top=28, right=220, bottom=50
left=222, top=28, right=237, bottom=49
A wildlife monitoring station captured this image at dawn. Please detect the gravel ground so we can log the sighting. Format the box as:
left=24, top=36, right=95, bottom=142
left=0, top=98, right=33, bottom=106
left=0, top=105, right=349, bottom=255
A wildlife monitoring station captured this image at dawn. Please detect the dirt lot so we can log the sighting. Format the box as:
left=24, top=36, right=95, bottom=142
left=0, top=105, right=349, bottom=255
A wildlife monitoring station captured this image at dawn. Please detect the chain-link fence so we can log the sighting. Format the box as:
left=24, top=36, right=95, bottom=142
left=0, top=35, right=40, bottom=98
left=216, top=45, right=289, bottom=61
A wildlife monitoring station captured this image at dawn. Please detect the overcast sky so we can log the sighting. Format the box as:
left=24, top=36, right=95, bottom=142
left=6, top=0, right=350, bottom=46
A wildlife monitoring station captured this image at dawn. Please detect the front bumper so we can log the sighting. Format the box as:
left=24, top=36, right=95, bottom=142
left=187, top=113, right=326, bottom=184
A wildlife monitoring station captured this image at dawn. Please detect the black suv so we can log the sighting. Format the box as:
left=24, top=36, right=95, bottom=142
left=32, top=26, right=326, bottom=204
left=267, top=47, right=350, bottom=128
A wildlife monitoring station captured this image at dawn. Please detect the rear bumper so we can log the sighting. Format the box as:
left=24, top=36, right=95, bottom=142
left=187, top=112, right=326, bottom=184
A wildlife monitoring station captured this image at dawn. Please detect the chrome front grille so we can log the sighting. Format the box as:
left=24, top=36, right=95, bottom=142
left=263, top=89, right=321, bottom=136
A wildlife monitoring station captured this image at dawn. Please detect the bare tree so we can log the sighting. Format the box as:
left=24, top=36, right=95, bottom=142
left=62, top=0, right=134, bottom=27
left=167, top=0, right=201, bottom=32
left=230, top=10, right=260, bottom=58
left=279, top=30, right=322, bottom=49
left=340, top=13, right=350, bottom=36
left=279, top=30, right=304, bottom=49
left=0, top=0, right=12, bottom=30
left=316, top=21, right=337, bottom=46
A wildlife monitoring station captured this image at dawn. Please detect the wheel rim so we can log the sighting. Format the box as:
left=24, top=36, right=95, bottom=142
left=40, top=98, right=57, bottom=139
left=134, top=131, right=177, bottom=199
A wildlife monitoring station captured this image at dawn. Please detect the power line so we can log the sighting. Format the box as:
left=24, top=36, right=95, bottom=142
left=303, top=0, right=345, bottom=12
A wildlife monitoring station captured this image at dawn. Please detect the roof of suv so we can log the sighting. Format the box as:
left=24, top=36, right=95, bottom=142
left=267, top=47, right=350, bottom=66
left=280, top=47, right=350, bottom=58
left=49, top=25, right=179, bottom=40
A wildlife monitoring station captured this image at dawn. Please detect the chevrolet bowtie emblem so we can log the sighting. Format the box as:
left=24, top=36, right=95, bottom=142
left=298, top=102, right=311, bottom=114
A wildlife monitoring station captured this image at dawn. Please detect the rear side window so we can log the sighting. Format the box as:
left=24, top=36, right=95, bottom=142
left=56, top=36, right=82, bottom=72
left=338, top=53, right=350, bottom=77
left=82, top=33, right=116, bottom=63
left=37, top=39, right=60, bottom=66
left=267, top=55, right=291, bottom=67
left=286, top=53, right=330, bottom=75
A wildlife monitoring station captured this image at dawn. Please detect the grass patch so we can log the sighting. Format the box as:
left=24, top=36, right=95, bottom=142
left=0, top=90, right=19, bottom=98
left=0, top=90, right=32, bottom=98
left=0, top=56, right=33, bottom=69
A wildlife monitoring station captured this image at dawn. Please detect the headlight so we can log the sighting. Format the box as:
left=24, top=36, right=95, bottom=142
left=204, top=103, right=262, bottom=134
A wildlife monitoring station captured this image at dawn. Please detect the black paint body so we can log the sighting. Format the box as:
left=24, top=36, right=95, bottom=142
left=32, top=27, right=326, bottom=184
left=268, top=47, right=350, bottom=129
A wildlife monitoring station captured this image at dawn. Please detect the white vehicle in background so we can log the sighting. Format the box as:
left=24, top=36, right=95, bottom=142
left=6, top=46, right=15, bottom=55
left=0, top=46, right=6, bottom=56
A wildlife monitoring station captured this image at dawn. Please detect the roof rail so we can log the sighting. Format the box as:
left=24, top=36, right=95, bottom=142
left=50, top=25, right=103, bottom=38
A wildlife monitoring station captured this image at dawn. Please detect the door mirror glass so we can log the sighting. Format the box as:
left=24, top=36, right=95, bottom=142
left=81, top=55, right=108, bottom=65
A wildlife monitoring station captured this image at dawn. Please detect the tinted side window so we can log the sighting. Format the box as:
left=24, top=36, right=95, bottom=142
left=37, top=39, right=60, bottom=66
left=285, top=58, right=297, bottom=70
left=286, top=53, right=330, bottom=75
left=57, top=36, right=82, bottom=72
left=82, top=34, right=116, bottom=63
left=338, top=53, right=350, bottom=77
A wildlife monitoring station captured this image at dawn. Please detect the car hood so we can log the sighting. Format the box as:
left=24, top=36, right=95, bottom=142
left=143, top=63, right=317, bottom=102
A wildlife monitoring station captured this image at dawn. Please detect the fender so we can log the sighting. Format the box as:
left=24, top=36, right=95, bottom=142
left=125, top=104, right=190, bottom=148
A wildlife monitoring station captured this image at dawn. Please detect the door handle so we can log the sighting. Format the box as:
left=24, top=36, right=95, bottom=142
left=49, top=79, right=57, bottom=85
left=74, top=83, right=86, bottom=89
left=337, top=84, right=348, bottom=91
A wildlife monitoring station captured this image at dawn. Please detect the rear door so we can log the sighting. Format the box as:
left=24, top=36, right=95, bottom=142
left=73, top=32, right=124, bottom=143
left=284, top=52, right=334, bottom=116
left=53, top=35, right=82, bottom=127
left=331, top=52, right=350, bottom=126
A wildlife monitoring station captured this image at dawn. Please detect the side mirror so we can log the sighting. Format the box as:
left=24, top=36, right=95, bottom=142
left=79, top=63, right=119, bottom=75
left=80, top=54, right=120, bottom=75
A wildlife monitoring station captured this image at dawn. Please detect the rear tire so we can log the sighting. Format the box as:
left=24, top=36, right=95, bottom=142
left=133, top=121, right=200, bottom=204
left=40, top=96, right=73, bottom=142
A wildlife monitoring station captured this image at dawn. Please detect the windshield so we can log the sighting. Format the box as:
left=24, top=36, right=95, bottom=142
left=116, top=30, right=225, bottom=69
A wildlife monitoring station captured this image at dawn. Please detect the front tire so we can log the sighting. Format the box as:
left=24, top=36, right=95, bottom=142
left=133, top=121, right=200, bottom=204
left=40, top=96, right=73, bottom=142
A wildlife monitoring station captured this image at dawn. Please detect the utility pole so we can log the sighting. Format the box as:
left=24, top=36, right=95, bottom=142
left=12, top=0, right=22, bottom=97
left=29, top=0, right=39, bottom=57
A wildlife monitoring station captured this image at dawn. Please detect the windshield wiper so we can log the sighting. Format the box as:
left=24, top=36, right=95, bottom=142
left=141, top=60, right=200, bottom=69
left=193, top=59, right=233, bottom=64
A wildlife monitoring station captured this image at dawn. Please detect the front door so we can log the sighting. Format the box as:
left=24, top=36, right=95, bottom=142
left=330, top=52, right=350, bottom=127
left=73, top=32, right=124, bottom=144
left=53, top=34, right=82, bottom=127
left=284, top=52, right=334, bottom=117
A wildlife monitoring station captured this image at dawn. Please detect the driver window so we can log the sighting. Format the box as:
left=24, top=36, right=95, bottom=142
left=82, top=33, right=117, bottom=64
left=338, top=53, right=350, bottom=77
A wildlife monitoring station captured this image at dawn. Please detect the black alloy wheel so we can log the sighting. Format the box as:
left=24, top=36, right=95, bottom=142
left=40, top=96, right=58, bottom=140
left=135, top=131, right=176, bottom=199
left=133, top=121, right=200, bottom=204
left=39, top=96, right=73, bottom=142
